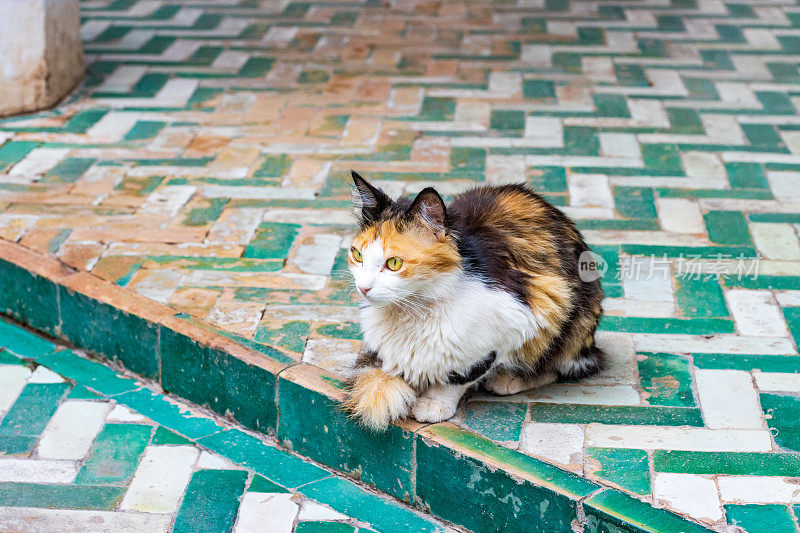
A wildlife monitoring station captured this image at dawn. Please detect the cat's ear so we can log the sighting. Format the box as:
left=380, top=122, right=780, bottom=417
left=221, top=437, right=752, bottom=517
left=407, top=187, right=446, bottom=230
left=351, top=170, right=391, bottom=225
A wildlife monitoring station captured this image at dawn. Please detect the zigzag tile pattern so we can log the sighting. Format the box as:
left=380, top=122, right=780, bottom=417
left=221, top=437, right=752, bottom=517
left=1, top=0, right=800, bottom=529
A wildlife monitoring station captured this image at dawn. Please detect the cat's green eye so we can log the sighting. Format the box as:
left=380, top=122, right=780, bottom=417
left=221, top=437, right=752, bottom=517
left=386, top=257, right=403, bottom=271
left=350, top=247, right=363, bottom=262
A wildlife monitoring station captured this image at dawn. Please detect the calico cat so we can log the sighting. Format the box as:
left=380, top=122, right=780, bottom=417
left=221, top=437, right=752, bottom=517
left=343, top=171, right=604, bottom=431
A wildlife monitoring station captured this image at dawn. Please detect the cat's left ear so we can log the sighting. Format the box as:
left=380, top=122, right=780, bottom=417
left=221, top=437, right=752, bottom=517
left=407, top=187, right=446, bottom=230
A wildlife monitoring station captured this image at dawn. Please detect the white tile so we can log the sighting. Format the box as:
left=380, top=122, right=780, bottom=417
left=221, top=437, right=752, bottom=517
left=695, top=369, right=763, bottom=430
left=633, top=334, right=796, bottom=355
left=289, top=234, right=342, bottom=276
left=297, top=501, right=349, bottom=522
left=0, top=458, right=78, bottom=483
left=655, top=198, right=705, bottom=234
left=776, top=291, right=800, bottom=307
left=567, top=174, right=614, bottom=208
left=28, top=366, right=65, bottom=384
left=120, top=445, right=199, bottom=513
left=682, top=152, right=726, bottom=180
left=37, top=401, right=111, bottom=460
left=492, top=384, right=640, bottom=406
left=750, top=223, right=800, bottom=260
left=718, top=476, right=800, bottom=504
left=140, top=185, right=197, bottom=218
left=599, top=133, right=641, bottom=159
left=107, top=404, right=147, bottom=422
left=0, top=507, right=172, bottom=533
left=196, top=451, right=240, bottom=470
left=234, top=492, right=299, bottom=533
left=767, top=172, right=800, bottom=203
left=754, top=372, right=800, bottom=392
left=523, top=117, right=563, bottom=147
left=0, top=364, right=31, bottom=413
left=653, top=473, right=722, bottom=522
left=586, top=425, right=772, bottom=452
left=485, top=155, right=526, bottom=185
left=725, top=289, right=789, bottom=337
left=583, top=332, right=637, bottom=385
left=602, top=298, right=675, bottom=318
left=621, top=257, right=674, bottom=302
left=302, top=338, right=359, bottom=378
left=519, top=423, right=584, bottom=469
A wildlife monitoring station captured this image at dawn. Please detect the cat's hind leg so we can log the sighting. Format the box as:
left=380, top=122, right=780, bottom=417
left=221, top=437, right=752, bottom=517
left=412, top=383, right=469, bottom=423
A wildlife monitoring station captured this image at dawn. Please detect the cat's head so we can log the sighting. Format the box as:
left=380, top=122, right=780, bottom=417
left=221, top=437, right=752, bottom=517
left=348, top=171, right=461, bottom=307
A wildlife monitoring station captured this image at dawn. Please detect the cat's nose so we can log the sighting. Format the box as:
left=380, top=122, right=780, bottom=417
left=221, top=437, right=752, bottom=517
left=358, top=285, right=372, bottom=295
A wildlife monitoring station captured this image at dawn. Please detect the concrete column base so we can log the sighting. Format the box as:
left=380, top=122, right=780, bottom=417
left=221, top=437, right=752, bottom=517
left=0, top=0, right=84, bottom=117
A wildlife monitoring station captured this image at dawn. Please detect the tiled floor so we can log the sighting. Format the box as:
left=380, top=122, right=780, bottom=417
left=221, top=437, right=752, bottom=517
left=0, top=0, right=800, bottom=530
left=0, top=317, right=446, bottom=532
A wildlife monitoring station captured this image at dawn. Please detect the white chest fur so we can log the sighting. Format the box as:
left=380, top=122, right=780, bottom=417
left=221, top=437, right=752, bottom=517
left=359, top=274, right=544, bottom=388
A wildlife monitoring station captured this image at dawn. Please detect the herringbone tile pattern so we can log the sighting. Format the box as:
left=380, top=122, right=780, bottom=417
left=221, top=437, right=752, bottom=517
left=1, top=0, right=800, bottom=529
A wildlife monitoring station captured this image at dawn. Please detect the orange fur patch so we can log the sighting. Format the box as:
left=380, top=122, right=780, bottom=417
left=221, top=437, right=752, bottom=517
left=350, top=219, right=461, bottom=278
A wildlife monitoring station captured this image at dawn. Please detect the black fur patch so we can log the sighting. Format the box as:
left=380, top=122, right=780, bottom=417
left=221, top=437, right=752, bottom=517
left=447, top=351, right=497, bottom=385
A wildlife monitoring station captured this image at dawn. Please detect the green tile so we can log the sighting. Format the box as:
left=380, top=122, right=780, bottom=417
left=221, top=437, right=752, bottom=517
left=785, top=307, right=800, bottom=348
left=248, top=474, right=287, bottom=493
left=113, top=388, right=224, bottom=440
left=0, top=141, right=40, bottom=165
left=301, top=477, right=442, bottom=533
left=183, top=198, right=228, bottom=227
left=0, top=435, right=37, bottom=455
left=295, top=523, right=355, bottom=533
left=75, top=423, right=151, bottom=485
left=160, top=326, right=278, bottom=434
left=67, top=385, right=102, bottom=400
left=528, top=404, right=704, bottom=426
left=621, top=245, right=756, bottom=259
left=0, top=318, right=55, bottom=358
left=44, top=157, right=95, bottom=182
left=674, top=275, right=729, bottom=318
left=725, top=162, right=769, bottom=189
left=584, top=489, right=711, bottom=533
left=35, top=350, right=138, bottom=396
left=58, top=287, right=160, bottom=379
left=450, top=147, right=485, bottom=171
left=0, top=483, right=125, bottom=510
left=173, top=469, right=248, bottom=533
left=277, top=377, right=413, bottom=501
left=586, top=448, right=650, bottom=495
left=760, top=394, right=800, bottom=452
left=638, top=353, right=695, bottom=407
left=462, top=401, right=526, bottom=442
left=316, top=322, right=362, bottom=340
left=598, top=316, right=735, bottom=335
left=704, top=211, right=751, bottom=245
left=253, top=320, right=310, bottom=353
left=613, top=187, right=656, bottom=219
left=243, top=222, right=300, bottom=259
left=693, top=353, right=800, bottom=373
left=723, top=275, right=800, bottom=290
left=0, top=260, right=61, bottom=336
left=725, top=504, right=797, bottom=533
left=490, top=110, right=525, bottom=131
left=416, top=426, right=596, bottom=533
left=0, top=351, right=24, bottom=364
left=641, top=144, right=682, bottom=174
left=0, top=383, right=70, bottom=437
left=123, top=120, right=166, bottom=141
left=197, top=429, right=328, bottom=489
left=655, top=451, right=800, bottom=476
left=523, top=80, right=555, bottom=99
left=151, top=426, right=193, bottom=445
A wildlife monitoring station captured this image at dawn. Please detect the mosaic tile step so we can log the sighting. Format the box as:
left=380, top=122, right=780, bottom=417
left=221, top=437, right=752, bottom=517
left=0, top=322, right=445, bottom=533
left=2, top=0, right=800, bottom=530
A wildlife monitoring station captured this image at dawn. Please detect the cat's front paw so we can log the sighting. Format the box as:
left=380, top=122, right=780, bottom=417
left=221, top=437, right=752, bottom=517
left=412, top=395, right=458, bottom=423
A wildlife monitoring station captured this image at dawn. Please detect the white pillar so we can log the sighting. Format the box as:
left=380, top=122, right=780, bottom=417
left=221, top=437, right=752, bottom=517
left=0, top=0, right=84, bottom=117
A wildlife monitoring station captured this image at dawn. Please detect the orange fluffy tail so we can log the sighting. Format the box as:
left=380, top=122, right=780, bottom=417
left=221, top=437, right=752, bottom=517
left=343, top=368, right=416, bottom=431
